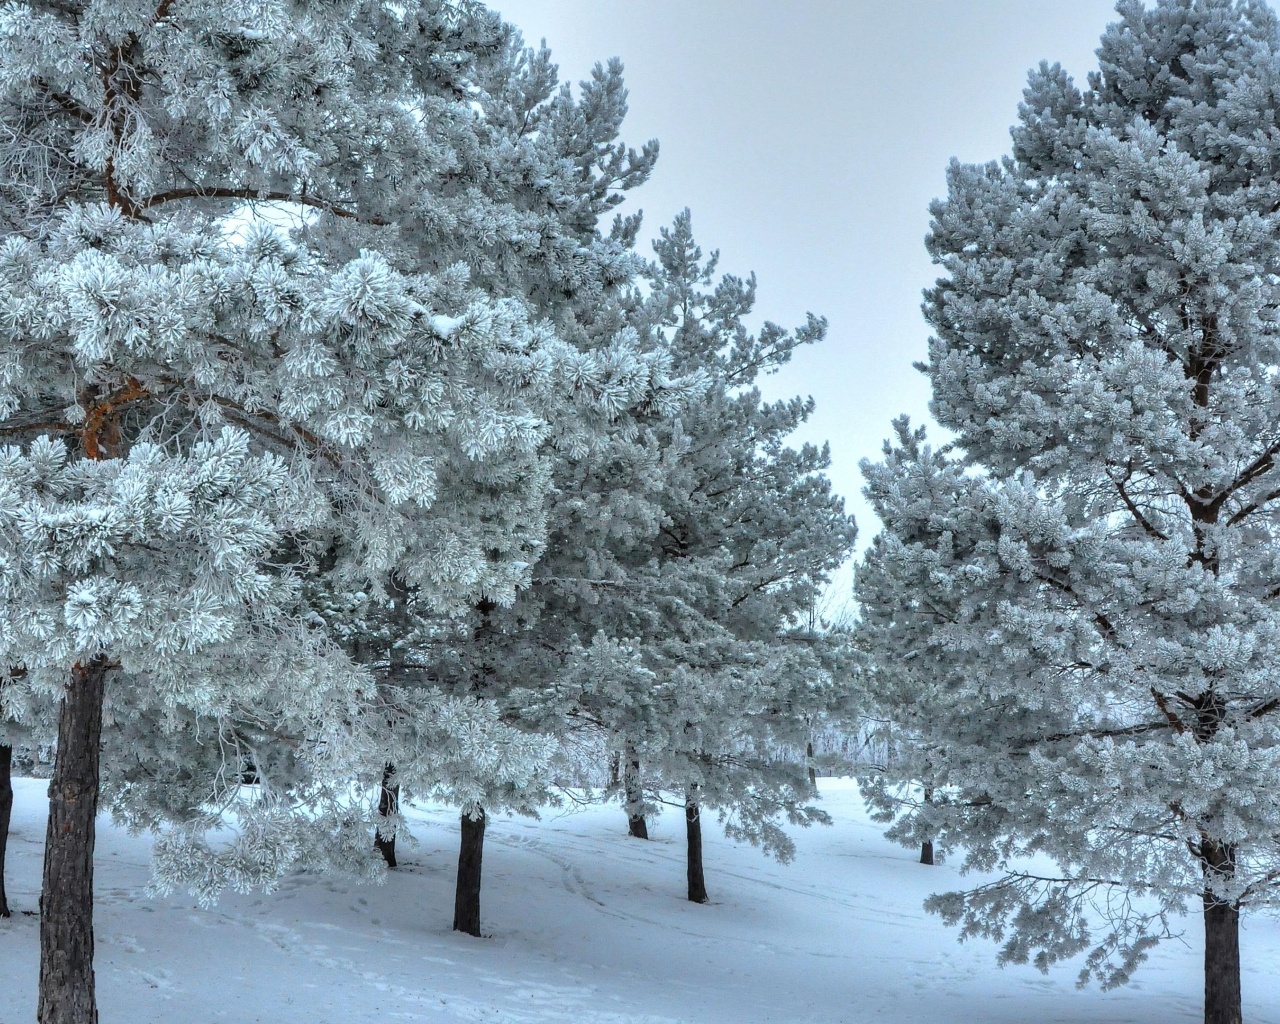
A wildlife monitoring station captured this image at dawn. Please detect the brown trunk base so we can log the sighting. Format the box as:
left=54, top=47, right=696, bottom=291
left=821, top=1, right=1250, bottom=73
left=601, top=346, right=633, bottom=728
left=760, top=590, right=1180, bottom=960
left=453, top=807, right=485, bottom=937
left=38, top=657, right=108, bottom=1024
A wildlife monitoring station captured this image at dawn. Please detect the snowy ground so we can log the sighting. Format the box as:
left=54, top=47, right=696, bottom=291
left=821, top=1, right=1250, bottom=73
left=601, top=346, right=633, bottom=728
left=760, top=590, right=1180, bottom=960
left=2, top=777, right=1279, bottom=1024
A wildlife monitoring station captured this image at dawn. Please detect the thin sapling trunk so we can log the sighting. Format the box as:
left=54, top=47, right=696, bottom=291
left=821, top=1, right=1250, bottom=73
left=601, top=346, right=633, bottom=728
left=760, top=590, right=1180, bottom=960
left=920, top=786, right=935, bottom=866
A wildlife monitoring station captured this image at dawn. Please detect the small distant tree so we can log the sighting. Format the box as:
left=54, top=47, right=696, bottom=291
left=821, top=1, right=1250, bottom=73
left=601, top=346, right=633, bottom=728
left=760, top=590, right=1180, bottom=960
left=859, top=4, right=1280, bottom=1022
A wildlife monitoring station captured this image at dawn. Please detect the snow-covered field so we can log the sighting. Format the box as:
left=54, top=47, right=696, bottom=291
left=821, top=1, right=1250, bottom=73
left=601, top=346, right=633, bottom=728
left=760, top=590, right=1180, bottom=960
left=2, top=776, right=1278, bottom=1024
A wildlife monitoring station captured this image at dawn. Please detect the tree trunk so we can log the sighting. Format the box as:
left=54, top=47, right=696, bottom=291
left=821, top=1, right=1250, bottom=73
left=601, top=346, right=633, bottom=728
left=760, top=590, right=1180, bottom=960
left=453, top=806, right=486, bottom=937
left=374, top=763, right=399, bottom=869
left=1203, top=892, right=1241, bottom=1024
left=685, top=791, right=708, bottom=904
left=0, top=743, right=12, bottom=918
left=38, top=657, right=109, bottom=1024
left=920, top=786, right=935, bottom=865
left=806, top=739, right=817, bottom=793
left=1202, top=837, right=1242, bottom=1024
left=623, top=748, right=648, bottom=839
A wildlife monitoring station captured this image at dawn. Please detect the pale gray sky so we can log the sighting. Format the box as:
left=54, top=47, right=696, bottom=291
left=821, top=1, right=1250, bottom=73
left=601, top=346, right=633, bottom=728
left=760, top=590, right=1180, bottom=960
left=493, top=0, right=1121, bottom=552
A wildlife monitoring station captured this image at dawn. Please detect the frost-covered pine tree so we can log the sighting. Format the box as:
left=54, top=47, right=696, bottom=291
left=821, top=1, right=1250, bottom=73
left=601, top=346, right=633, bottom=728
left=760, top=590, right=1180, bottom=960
left=290, top=29, right=700, bottom=938
left=638, top=213, right=854, bottom=900
left=316, top=325, right=692, bottom=939
left=0, top=0, right=662, bottom=1018
left=859, top=3, right=1280, bottom=1022
left=537, top=212, right=854, bottom=901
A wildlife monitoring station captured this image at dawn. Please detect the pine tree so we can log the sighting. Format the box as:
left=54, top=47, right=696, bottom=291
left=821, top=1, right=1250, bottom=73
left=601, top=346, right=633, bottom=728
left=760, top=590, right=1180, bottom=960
left=642, top=213, right=855, bottom=898
left=544, top=212, right=855, bottom=900
left=859, top=4, right=1280, bottom=1021
left=286, top=30, right=695, bottom=939
left=0, top=0, right=662, bottom=1016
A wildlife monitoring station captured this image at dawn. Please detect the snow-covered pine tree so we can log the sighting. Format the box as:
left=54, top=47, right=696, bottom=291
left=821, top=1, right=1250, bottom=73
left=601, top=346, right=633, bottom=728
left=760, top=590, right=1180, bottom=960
left=273, top=28, right=695, bottom=938
left=541, top=212, right=855, bottom=902
left=859, top=3, right=1280, bottom=1022
left=0, top=0, right=668, bottom=1017
left=639, top=213, right=854, bottom=900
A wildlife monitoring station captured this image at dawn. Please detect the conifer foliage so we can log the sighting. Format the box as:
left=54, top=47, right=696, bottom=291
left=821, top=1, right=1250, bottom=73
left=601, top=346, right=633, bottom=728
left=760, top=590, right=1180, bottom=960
left=859, top=3, right=1280, bottom=1022
left=551, top=212, right=855, bottom=898
left=633, top=213, right=855, bottom=891
left=0, top=0, right=853, bottom=1014
left=0, top=0, right=678, bottom=1018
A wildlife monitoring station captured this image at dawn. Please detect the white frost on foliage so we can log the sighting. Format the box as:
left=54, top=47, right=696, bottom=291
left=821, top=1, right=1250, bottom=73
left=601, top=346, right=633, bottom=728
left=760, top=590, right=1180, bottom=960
left=859, top=0, right=1280, bottom=992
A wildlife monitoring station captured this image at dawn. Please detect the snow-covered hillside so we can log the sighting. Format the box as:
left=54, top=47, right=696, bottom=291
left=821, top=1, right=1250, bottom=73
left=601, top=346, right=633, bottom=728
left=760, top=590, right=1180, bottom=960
left=1, top=777, right=1277, bottom=1024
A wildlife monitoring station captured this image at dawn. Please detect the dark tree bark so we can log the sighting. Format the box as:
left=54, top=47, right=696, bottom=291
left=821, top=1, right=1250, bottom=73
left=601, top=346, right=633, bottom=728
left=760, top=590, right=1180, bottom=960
left=0, top=743, right=12, bottom=918
left=1203, top=893, right=1241, bottom=1024
left=38, top=656, right=109, bottom=1024
left=375, top=574, right=415, bottom=873
left=806, top=739, right=817, bottom=794
left=685, top=791, right=708, bottom=904
left=1202, top=840, right=1242, bottom=1024
left=920, top=786, right=935, bottom=865
left=374, top=763, right=399, bottom=868
left=453, top=806, right=486, bottom=937
left=623, top=748, right=648, bottom=839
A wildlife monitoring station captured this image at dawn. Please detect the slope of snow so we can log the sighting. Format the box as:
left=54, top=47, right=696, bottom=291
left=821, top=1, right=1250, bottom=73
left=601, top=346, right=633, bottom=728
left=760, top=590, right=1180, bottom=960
left=2, top=776, right=1278, bottom=1023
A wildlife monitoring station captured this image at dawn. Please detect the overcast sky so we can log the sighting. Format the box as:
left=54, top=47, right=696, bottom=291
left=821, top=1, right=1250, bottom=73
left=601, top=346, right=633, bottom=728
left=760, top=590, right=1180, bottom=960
left=493, top=0, right=1121, bottom=560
